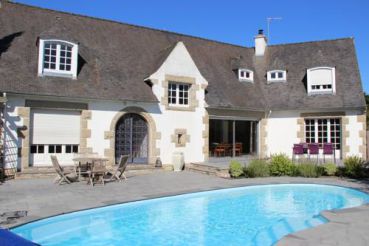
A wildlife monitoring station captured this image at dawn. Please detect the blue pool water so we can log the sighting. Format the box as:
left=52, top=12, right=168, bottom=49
left=12, top=184, right=369, bottom=246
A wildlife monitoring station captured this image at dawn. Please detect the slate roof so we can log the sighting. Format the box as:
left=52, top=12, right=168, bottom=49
left=0, top=2, right=365, bottom=111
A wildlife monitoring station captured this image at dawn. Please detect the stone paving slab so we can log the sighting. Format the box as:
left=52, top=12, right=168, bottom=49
left=1, top=171, right=369, bottom=245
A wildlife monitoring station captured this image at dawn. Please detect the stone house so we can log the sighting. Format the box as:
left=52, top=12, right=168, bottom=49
left=0, top=2, right=366, bottom=175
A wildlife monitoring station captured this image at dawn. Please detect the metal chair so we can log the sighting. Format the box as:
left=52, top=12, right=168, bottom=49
left=292, top=144, right=304, bottom=162
left=323, top=143, right=335, bottom=163
left=308, top=143, right=320, bottom=163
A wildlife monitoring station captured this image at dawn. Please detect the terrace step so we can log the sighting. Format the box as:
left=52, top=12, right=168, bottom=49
left=186, top=163, right=230, bottom=178
left=15, top=164, right=159, bottom=179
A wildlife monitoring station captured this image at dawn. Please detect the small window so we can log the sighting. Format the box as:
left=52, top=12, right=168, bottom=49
left=38, top=39, right=78, bottom=79
left=238, top=69, right=253, bottom=82
left=307, top=67, right=335, bottom=95
left=31, top=145, right=37, bottom=154
left=31, top=145, right=45, bottom=154
left=66, top=145, right=72, bottom=153
left=66, top=145, right=79, bottom=153
left=38, top=145, right=45, bottom=153
left=55, top=145, right=62, bottom=153
left=267, top=70, right=287, bottom=83
left=49, top=145, right=55, bottom=153
left=72, top=145, right=79, bottom=153
left=168, top=82, right=190, bottom=106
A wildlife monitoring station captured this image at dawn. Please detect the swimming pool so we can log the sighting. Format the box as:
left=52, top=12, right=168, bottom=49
left=12, top=184, right=369, bottom=246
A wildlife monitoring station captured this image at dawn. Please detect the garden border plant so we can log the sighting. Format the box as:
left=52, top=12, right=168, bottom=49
left=229, top=154, right=368, bottom=179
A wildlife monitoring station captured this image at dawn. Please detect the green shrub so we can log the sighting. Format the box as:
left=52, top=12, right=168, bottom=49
left=229, top=160, right=244, bottom=178
left=245, top=159, right=270, bottom=177
left=269, top=154, right=295, bottom=176
left=322, top=163, right=337, bottom=176
left=296, top=162, right=322, bottom=178
left=336, top=166, right=346, bottom=177
left=344, top=156, right=365, bottom=178
left=290, top=164, right=300, bottom=177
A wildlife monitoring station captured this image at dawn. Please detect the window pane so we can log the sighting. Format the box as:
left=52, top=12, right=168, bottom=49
left=49, top=145, right=55, bottom=153
left=38, top=145, right=44, bottom=154
left=56, top=145, right=62, bottom=153
left=72, top=145, right=79, bottom=153
left=271, top=72, right=276, bottom=79
left=66, top=145, right=72, bottom=153
left=278, top=72, right=283, bottom=78
left=305, top=119, right=315, bottom=143
left=30, top=145, right=37, bottom=154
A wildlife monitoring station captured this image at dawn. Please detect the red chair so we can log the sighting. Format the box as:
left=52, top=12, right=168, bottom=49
left=323, top=143, right=335, bottom=163
left=292, top=144, right=304, bottom=162
left=308, top=143, right=319, bottom=162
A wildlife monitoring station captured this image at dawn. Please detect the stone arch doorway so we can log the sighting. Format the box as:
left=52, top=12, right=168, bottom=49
left=115, top=113, right=148, bottom=164
left=105, top=106, right=160, bottom=166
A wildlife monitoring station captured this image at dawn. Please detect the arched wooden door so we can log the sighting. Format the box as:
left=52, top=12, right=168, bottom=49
left=115, top=113, right=148, bottom=164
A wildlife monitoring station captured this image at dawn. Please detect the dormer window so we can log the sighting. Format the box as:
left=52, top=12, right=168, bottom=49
left=238, top=69, right=253, bottom=82
left=307, top=67, right=336, bottom=95
left=38, top=39, right=78, bottom=79
left=267, top=70, right=287, bottom=83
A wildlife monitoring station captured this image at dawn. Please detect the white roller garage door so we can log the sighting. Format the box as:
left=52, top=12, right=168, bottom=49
left=30, top=109, right=81, bottom=166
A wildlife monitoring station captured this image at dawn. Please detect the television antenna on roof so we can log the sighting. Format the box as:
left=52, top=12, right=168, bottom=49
left=267, top=17, right=282, bottom=43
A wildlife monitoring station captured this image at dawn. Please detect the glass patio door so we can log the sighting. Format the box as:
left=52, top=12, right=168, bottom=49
left=115, top=114, right=148, bottom=164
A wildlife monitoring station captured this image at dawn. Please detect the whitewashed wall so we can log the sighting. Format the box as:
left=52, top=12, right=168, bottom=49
left=148, top=41, right=208, bottom=164
left=265, top=111, right=300, bottom=157
left=265, top=110, right=365, bottom=160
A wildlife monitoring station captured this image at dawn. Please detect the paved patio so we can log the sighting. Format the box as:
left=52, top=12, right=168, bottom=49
left=1, top=170, right=369, bottom=245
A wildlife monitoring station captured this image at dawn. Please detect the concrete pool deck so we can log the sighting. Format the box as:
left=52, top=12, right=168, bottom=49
left=1, top=171, right=369, bottom=245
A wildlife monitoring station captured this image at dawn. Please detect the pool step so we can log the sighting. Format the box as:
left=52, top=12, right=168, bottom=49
left=252, top=217, right=325, bottom=245
left=186, top=163, right=230, bottom=178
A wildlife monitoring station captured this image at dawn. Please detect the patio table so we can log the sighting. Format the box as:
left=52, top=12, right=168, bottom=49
left=72, top=156, right=109, bottom=182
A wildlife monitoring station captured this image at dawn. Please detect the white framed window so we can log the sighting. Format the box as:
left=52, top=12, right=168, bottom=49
left=65, top=145, right=79, bottom=153
left=304, top=118, right=341, bottom=150
left=267, top=70, right=287, bottom=82
left=48, top=144, right=62, bottom=154
left=307, top=67, right=335, bottom=95
left=30, top=145, right=45, bottom=154
left=38, top=39, right=79, bottom=79
left=238, top=69, right=253, bottom=82
left=168, top=82, right=190, bottom=106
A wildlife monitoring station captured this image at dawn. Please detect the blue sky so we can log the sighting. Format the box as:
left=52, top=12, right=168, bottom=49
left=16, top=0, right=369, bottom=93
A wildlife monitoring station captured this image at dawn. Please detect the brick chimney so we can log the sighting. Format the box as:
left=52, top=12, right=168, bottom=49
left=254, top=29, right=267, bottom=56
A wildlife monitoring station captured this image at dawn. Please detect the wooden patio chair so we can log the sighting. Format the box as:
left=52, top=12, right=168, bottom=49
left=88, top=161, right=107, bottom=186
left=214, top=144, right=227, bottom=157
left=235, top=143, right=243, bottom=156
left=109, top=155, right=129, bottom=182
left=51, top=155, right=77, bottom=185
